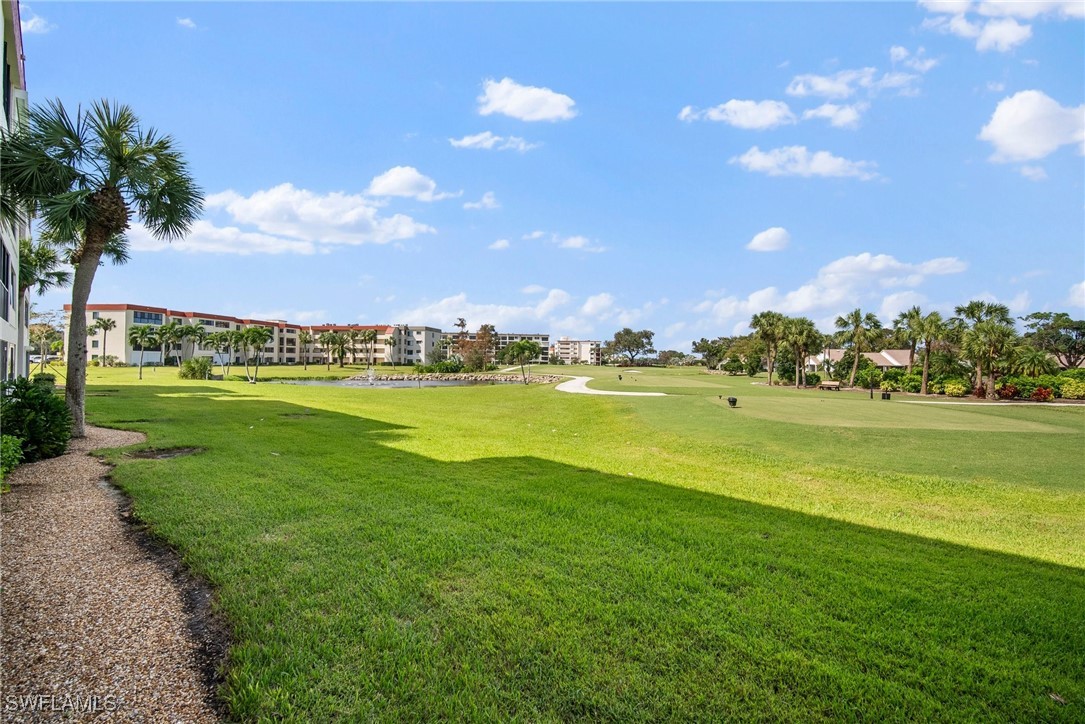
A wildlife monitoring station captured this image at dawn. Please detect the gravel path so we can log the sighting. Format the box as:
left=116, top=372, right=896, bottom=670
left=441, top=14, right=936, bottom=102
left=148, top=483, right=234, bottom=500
left=554, top=376, right=667, bottom=396
left=1, top=426, right=218, bottom=722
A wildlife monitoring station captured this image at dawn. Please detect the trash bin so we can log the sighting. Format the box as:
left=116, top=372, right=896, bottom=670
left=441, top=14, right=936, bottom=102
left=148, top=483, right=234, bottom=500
left=881, top=392, right=891, bottom=400
left=727, top=397, right=738, bottom=408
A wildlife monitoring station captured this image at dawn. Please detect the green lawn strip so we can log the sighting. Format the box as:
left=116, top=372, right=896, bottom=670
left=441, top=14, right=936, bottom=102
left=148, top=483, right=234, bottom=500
left=85, top=375, right=1084, bottom=719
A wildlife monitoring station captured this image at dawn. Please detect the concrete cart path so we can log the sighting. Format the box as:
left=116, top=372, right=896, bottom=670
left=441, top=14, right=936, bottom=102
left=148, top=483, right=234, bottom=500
left=555, top=376, right=667, bottom=396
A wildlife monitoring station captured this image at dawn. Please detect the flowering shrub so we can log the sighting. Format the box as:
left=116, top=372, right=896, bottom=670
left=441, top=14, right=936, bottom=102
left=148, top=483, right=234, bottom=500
left=943, top=381, right=968, bottom=397
left=1030, top=386, right=1054, bottom=402
left=997, top=383, right=1019, bottom=400
left=972, top=386, right=987, bottom=398
left=1060, top=379, right=1085, bottom=400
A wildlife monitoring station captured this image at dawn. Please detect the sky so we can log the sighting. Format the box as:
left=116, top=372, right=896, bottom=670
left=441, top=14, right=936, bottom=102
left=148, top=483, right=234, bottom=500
left=19, top=1, right=1085, bottom=351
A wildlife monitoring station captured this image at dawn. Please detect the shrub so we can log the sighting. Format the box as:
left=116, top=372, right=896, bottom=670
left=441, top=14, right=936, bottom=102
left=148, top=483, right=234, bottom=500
left=1058, top=368, right=1085, bottom=383
left=89, top=359, right=100, bottom=367
left=882, top=368, right=905, bottom=384
left=179, top=356, right=213, bottom=380
left=972, top=385, right=987, bottom=398
left=900, top=374, right=922, bottom=393
left=855, top=367, right=882, bottom=390
left=804, top=372, right=821, bottom=387
left=1, top=435, right=23, bottom=480
left=928, top=380, right=945, bottom=395
left=880, top=378, right=900, bottom=392
left=1060, top=379, right=1085, bottom=400
left=1031, top=386, right=1054, bottom=402
left=32, top=373, right=57, bottom=388
left=943, top=380, right=969, bottom=397
left=997, top=383, right=1019, bottom=400
left=0, top=378, right=72, bottom=462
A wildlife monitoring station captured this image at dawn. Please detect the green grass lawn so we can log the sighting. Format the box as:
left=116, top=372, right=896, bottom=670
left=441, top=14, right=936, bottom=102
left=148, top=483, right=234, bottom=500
left=80, top=365, right=1084, bottom=720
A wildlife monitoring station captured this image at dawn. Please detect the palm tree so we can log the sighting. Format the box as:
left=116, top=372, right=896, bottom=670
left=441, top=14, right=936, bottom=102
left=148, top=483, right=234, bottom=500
left=750, top=310, right=786, bottom=385
left=18, top=237, right=71, bottom=299
left=179, top=324, right=206, bottom=363
left=317, top=332, right=336, bottom=370
left=953, top=300, right=1012, bottom=390
left=156, top=320, right=183, bottom=367
left=386, top=331, right=399, bottom=371
left=1, top=99, right=202, bottom=437
left=362, top=329, right=378, bottom=370
left=244, top=326, right=274, bottom=383
left=92, top=317, right=117, bottom=367
left=834, top=308, right=883, bottom=387
left=299, top=330, right=314, bottom=370
left=893, top=305, right=924, bottom=374
left=346, top=329, right=361, bottom=366
left=503, top=339, right=541, bottom=384
left=127, top=325, right=157, bottom=380
left=206, top=331, right=231, bottom=377
left=1011, top=344, right=1058, bottom=378
left=785, top=317, right=822, bottom=388
left=918, top=311, right=946, bottom=395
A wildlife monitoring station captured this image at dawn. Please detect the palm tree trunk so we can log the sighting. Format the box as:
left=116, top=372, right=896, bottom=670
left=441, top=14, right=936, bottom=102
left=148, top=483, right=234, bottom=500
left=138, top=348, right=145, bottom=380
left=767, top=347, right=775, bottom=386
left=243, top=347, right=252, bottom=382
left=102, top=331, right=108, bottom=367
left=848, top=350, right=860, bottom=387
left=64, top=243, right=106, bottom=438
left=920, top=343, right=931, bottom=395
left=907, top=342, right=915, bottom=374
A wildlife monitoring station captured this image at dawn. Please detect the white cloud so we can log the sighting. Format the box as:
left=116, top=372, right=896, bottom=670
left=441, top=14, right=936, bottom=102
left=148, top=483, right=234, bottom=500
left=449, top=131, right=539, bottom=152
left=975, top=1, right=1085, bottom=20
left=786, top=68, right=877, bottom=99
left=1019, top=165, right=1048, bottom=181
left=247, top=309, right=327, bottom=323
left=918, top=0, right=973, bottom=12
left=522, top=230, right=546, bottom=241
left=521, top=284, right=546, bottom=294
left=747, top=227, right=791, bottom=252
left=802, top=102, right=870, bottom=129
left=395, top=289, right=572, bottom=330
left=177, top=17, right=197, bottom=29
left=979, top=90, right=1085, bottom=162
left=879, top=291, right=928, bottom=321
left=464, top=192, right=500, bottom=211
left=205, top=183, right=435, bottom=247
left=987, top=81, right=1006, bottom=92
left=128, top=220, right=318, bottom=256
left=556, top=234, right=606, bottom=253
left=976, top=17, right=1033, bottom=51
left=477, top=77, right=577, bottom=122
left=891, top=46, right=939, bottom=73
left=581, top=293, right=615, bottom=316
left=678, top=100, right=796, bottom=129
left=1068, top=281, right=1085, bottom=307
left=730, top=146, right=880, bottom=180
left=366, top=166, right=459, bottom=202
left=695, top=252, right=967, bottom=324
left=488, top=239, right=510, bottom=251
left=890, top=46, right=911, bottom=63
left=20, top=7, right=55, bottom=34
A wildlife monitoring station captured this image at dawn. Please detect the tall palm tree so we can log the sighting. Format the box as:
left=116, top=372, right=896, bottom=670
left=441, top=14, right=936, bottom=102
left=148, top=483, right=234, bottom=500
left=127, top=325, right=157, bottom=380
left=206, top=331, right=231, bottom=377
left=834, top=308, right=883, bottom=387
left=179, top=324, right=207, bottom=362
left=298, top=330, right=313, bottom=370
left=17, top=237, right=71, bottom=299
left=386, top=331, right=399, bottom=371
left=1, top=99, right=202, bottom=436
left=362, top=329, right=378, bottom=370
left=893, top=305, right=924, bottom=374
left=750, top=310, right=786, bottom=385
left=953, top=300, right=1012, bottom=390
left=504, top=339, right=541, bottom=384
left=318, top=332, right=336, bottom=370
left=244, top=326, right=274, bottom=383
left=918, top=311, right=946, bottom=395
left=963, top=320, right=1018, bottom=399
left=785, top=317, right=823, bottom=388
left=92, top=317, right=116, bottom=366
left=156, top=320, right=183, bottom=367
left=346, top=329, right=361, bottom=366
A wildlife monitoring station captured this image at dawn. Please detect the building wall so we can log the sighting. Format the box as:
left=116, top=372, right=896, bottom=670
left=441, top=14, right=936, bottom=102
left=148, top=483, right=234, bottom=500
left=439, top=331, right=551, bottom=363
left=0, top=1, right=29, bottom=380
left=552, top=337, right=602, bottom=365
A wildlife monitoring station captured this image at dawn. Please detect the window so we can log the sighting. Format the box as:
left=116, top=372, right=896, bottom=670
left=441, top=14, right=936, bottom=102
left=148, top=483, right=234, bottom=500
left=198, top=319, right=215, bottom=326
left=215, top=321, right=230, bottom=329
left=92, top=311, right=100, bottom=319
left=133, top=311, right=163, bottom=325
left=91, top=340, right=99, bottom=348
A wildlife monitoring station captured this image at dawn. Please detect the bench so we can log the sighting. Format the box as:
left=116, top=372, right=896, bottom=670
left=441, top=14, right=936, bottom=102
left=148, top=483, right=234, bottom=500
left=817, top=381, right=841, bottom=390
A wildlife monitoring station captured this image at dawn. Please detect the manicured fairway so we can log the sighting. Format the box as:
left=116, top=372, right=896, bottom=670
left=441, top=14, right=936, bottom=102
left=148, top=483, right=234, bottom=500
left=82, top=366, right=1084, bottom=720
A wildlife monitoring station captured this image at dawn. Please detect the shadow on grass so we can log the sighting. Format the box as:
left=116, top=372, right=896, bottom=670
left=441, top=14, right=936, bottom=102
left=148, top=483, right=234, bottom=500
left=88, top=385, right=1084, bottom=721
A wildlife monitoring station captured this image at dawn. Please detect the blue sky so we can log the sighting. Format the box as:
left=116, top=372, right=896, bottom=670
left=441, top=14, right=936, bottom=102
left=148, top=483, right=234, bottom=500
left=20, top=1, right=1085, bottom=350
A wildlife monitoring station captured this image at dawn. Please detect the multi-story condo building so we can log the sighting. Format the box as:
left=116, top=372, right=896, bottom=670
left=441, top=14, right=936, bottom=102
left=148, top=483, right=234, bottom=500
left=551, top=337, right=602, bottom=365
left=64, top=303, right=444, bottom=368
left=439, top=330, right=550, bottom=363
left=1, top=1, right=30, bottom=380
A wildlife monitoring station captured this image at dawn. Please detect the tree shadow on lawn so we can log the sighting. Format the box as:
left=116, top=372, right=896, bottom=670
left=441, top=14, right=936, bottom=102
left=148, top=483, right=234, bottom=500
left=89, top=387, right=1085, bottom=721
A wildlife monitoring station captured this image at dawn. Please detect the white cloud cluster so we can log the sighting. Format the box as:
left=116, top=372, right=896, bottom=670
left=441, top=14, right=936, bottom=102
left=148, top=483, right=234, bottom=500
left=464, top=192, right=500, bottom=210
left=488, top=239, right=510, bottom=251
left=20, top=6, right=55, bottom=33
left=449, top=131, right=539, bottom=152
left=366, top=166, right=459, bottom=202
left=477, top=78, right=577, bottom=122
left=889, top=46, right=940, bottom=73
left=979, top=90, right=1085, bottom=162
left=177, top=17, right=197, bottom=29
left=1069, top=281, right=1085, bottom=307
left=556, top=234, right=606, bottom=253
left=801, top=102, right=870, bottom=129
left=127, top=220, right=319, bottom=256
left=746, top=227, right=791, bottom=252
left=730, top=146, right=880, bottom=180
left=678, top=100, right=796, bottom=129
left=694, top=252, right=967, bottom=324
left=919, top=0, right=1082, bottom=52
left=785, top=67, right=920, bottom=99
